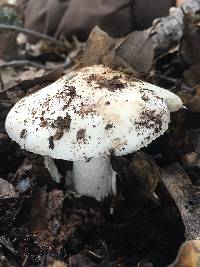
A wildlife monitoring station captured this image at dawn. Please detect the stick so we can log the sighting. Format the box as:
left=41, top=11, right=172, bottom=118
left=0, top=23, right=72, bottom=49
left=0, top=60, right=50, bottom=70
left=161, top=163, right=200, bottom=240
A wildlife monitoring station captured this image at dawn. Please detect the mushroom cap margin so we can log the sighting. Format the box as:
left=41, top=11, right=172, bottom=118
left=5, top=65, right=180, bottom=161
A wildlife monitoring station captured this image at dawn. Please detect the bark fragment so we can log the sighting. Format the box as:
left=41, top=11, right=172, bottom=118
left=150, top=0, right=200, bottom=53
left=161, top=164, right=200, bottom=240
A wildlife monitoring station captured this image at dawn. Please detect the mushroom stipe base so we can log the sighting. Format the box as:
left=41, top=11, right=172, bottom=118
left=73, top=158, right=116, bottom=201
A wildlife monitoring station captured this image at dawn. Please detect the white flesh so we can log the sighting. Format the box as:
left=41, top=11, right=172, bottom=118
left=73, top=158, right=115, bottom=201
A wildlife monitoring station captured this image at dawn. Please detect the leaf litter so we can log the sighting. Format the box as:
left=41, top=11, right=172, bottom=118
left=1, top=5, right=200, bottom=267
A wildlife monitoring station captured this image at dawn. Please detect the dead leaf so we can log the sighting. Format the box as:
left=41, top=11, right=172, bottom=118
left=0, top=66, right=19, bottom=90
left=184, top=65, right=200, bottom=88
left=0, top=32, right=17, bottom=60
left=0, top=65, right=64, bottom=101
left=0, top=177, right=16, bottom=197
left=178, top=85, right=200, bottom=112
left=81, top=26, right=115, bottom=66
left=115, top=30, right=154, bottom=74
left=168, top=240, right=200, bottom=267
left=18, top=67, right=45, bottom=82
left=130, top=151, right=159, bottom=193
left=47, top=259, right=68, bottom=267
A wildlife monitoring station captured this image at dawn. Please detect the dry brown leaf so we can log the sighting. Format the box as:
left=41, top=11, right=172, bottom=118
left=0, top=178, right=16, bottom=197
left=178, top=85, right=200, bottom=112
left=18, top=67, right=45, bottom=82
left=130, top=151, right=159, bottom=193
left=168, top=240, right=200, bottom=267
left=0, top=66, right=45, bottom=92
left=115, top=30, right=154, bottom=74
left=81, top=26, right=115, bottom=66
left=0, top=65, right=64, bottom=102
left=0, top=66, right=20, bottom=90
left=47, top=259, right=68, bottom=267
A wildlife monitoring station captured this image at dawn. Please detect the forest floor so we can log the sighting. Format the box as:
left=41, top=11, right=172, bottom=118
left=1, top=4, right=200, bottom=267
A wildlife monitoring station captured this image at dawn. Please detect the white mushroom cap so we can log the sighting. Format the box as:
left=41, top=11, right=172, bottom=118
left=5, top=65, right=182, bottom=161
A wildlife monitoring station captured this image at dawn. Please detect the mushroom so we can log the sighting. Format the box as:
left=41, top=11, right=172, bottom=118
left=5, top=65, right=183, bottom=200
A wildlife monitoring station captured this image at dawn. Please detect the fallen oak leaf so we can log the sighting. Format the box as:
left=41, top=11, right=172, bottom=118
left=168, top=240, right=200, bottom=267
left=0, top=65, right=65, bottom=101
left=80, top=26, right=154, bottom=75
left=80, top=26, right=115, bottom=66
left=115, top=31, right=154, bottom=74
left=12, top=65, right=65, bottom=92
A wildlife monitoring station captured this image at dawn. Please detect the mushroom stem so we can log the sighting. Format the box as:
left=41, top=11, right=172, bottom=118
left=73, top=158, right=115, bottom=201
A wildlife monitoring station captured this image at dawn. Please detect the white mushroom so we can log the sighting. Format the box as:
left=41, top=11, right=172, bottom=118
left=5, top=65, right=183, bottom=200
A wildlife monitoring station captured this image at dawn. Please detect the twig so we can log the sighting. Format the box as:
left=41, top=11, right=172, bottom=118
left=0, top=23, right=72, bottom=49
left=161, top=163, right=200, bottom=240
left=22, top=255, right=28, bottom=267
left=0, top=60, right=50, bottom=70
